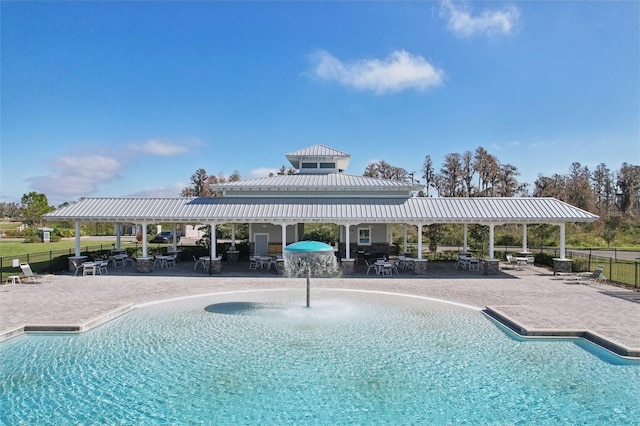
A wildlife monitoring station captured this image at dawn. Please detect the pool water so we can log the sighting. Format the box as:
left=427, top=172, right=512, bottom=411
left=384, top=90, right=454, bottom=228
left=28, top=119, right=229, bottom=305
left=1, top=289, right=639, bottom=425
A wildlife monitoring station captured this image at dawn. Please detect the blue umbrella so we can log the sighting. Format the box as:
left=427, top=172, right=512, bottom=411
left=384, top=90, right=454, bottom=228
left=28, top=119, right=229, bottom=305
left=284, top=241, right=333, bottom=307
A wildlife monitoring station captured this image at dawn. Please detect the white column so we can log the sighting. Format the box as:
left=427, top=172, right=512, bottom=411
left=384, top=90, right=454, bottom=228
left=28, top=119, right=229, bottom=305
left=403, top=224, right=408, bottom=252
left=417, top=223, right=423, bottom=260
left=559, top=223, right=566, bottom=259
left=345, top=224, right=351, bottom=259
left=172, top=223, right=178, bottom=251
left=210, top=223, right=217, bottom=258
left=231, top=224, right=236, bottom=248
left=141, top=221, right=148, bottom=257
left=74, top=221, right=81, bottom=257
left=281, top=223, right=287, bottom=256
left=489, top=224, right=495, bottom=259
left=522, top=224, right=528, bottom=252
left=115, top=223, right=121, bottom=250
left=463, top=224, right=468, bottom=252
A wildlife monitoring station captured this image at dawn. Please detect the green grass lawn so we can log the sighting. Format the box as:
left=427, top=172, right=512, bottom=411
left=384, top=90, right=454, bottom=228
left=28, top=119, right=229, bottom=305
left=0, top=239, right=140, bottom=258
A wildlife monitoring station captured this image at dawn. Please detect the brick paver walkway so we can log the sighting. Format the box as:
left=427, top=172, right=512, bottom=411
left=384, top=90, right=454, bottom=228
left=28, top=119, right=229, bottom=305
left=1, top=262, right=639, bottom=357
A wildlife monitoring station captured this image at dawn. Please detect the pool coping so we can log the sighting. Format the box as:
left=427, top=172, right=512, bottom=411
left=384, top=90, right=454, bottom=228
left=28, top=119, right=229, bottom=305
left=484, top=306, right=640, bottom=359
left=0, top=304, right=133, bottom=342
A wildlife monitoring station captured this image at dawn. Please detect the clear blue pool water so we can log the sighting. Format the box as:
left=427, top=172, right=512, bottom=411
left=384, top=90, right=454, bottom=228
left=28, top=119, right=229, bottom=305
left=1, top=289, right=639, bottom=425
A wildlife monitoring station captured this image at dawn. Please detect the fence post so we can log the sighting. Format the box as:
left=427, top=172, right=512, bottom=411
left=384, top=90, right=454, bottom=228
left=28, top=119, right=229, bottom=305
left=635, top=261, right=639, bottom=289
left=49, top=250, right=53, bottom=273
left=609, top=257, right=613, bottom=282
left=588, top=248, right=592, bottom=271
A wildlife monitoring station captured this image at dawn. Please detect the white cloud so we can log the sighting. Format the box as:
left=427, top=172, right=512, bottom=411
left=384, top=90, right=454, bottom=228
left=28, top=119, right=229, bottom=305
left=310, top=50, right=445, bottom=94
left=129, top=139, right=189, bottom=157
left=27, top=155, right=123, bottom=201
left=440, top=0, right=520, bottom=38
left=125, top=183, right=187, bottom=198
left=249, top=167, right=280, bottom=179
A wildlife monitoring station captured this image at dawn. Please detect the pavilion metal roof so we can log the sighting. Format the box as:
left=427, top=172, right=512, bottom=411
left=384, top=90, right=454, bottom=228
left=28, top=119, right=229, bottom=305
left=285, top=144, right=350, bottom=158
left=214, top=173, right=420, bottom=194
left=44, top=196, right=598, bottom=224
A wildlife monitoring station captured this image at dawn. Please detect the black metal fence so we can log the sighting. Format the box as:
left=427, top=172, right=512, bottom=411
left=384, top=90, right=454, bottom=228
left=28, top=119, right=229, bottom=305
left=0, top=244, right=141, bottom=281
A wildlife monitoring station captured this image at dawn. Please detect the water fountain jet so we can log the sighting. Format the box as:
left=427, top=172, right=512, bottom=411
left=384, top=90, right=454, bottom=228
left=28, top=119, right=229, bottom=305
left=283, top=241, right=340, bottom=307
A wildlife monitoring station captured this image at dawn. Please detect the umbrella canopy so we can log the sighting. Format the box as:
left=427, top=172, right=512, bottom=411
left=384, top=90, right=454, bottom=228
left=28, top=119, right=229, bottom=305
left=284, top=241, right=334, bottom=253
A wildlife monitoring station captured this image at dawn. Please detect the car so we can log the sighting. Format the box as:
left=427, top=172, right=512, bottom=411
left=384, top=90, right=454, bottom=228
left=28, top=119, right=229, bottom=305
left=151, top=231, right=181, bottom=244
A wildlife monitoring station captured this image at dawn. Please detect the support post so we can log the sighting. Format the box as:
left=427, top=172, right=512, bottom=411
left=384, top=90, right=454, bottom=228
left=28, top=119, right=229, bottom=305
left=417, top=223, right=423, bottom=260
left=74, top=221, right=81, bottom=257
left=344, top=224, right=351, bottom=259
left=172, top=223, right=178, bottom=251
left=559, top=223, right=566, bottom=259
left=281, top=223, right=287, bottom=256
left=463, top=224, right=468, bottom=253
left=141, top=221, right=148, bottom=257
left=522, top=224, right=528, bottom=253
left=489, top=223, right=495, bottom=260
left=115, top=223, right=121, bottom=250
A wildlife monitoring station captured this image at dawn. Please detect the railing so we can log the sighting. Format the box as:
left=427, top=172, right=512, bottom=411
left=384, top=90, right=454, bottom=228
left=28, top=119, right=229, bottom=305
left=0, top=243, right=141, bottom=281
left=540, top=247, right=640, bottom=289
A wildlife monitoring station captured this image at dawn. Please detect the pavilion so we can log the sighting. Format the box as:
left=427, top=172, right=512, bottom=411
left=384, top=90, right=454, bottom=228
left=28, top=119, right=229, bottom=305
left=44, top=144, right=598, bottom=273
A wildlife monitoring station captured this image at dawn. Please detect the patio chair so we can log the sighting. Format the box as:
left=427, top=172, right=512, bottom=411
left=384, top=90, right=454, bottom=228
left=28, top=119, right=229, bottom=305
left=193, top=256, right=205, bottom=270
left=249, top=256, right=258, bottom=270
left=505, top=255, right=518, bottom=269
left=19, top=262, right=47, bottom=283
left=71, top=259, right=83, bottom=277
left=97, top=261, right=108, bottom=275
left=166, top=255, right=176, bottom=269
left=365, top=260, right=377, bottom=275
left=82, top=262, right=96, bottom=276
left=564, top=266, right=607, bottom=284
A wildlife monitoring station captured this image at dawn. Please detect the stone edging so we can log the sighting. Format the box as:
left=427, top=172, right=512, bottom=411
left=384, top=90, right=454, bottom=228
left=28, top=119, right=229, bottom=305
left=0, top=304, right=133, bottom=343
left=484, top=306, right=640, bottom=359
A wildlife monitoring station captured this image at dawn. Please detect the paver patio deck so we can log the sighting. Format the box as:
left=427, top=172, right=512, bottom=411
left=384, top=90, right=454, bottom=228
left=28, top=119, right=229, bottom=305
left=1, top=261, right=639, bottom=358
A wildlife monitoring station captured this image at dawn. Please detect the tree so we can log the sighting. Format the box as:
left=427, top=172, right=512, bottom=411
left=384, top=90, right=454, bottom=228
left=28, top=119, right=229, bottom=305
left=421, top=155, right=435, bottom=196
left=533, top=173, right=566, bottom=199
left=363, top=160, right=408, bottom=181
left=616, top=162, right=640, bottom=216
left=437, top=153, right=463, bottom=197
left=181, top=168, right=212, bottom=197
left=565, top=162, right=594, bottom=212
left=602, top=215, right=622, bottom=247
left=424, top=224, right=445, bottom=257
left=592, top=163, right=615, bottom=216
left=461, top=151, right=474, bottom=197
left=0, top=202, right=21, bottom=220
left=20, top=192, right=54, bottom=226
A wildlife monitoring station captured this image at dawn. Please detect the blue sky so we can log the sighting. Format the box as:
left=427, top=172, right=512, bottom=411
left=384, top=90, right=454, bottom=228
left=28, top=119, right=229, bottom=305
left=1, top=1, right=638, bottom=206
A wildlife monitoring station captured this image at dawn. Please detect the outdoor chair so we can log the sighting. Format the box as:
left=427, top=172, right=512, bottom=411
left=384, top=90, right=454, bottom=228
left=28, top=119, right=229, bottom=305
left=365, top=260, right=377, bottom=275
left=97, top=261, right=108, bottom=275
left=563, top=265, right=607, bottom=284
left=82, top=262, right=96, bottom=276
left=505, top=255, right=518, bottom=269
left=72, top=259, right=83, bottom=277
left=249, top=256, right=258, bottom=270
left=193, top=256, right=205, bottom=270
left=19, top=262, right=48, bottom=283
left=166, top=255, right=176, bottom=269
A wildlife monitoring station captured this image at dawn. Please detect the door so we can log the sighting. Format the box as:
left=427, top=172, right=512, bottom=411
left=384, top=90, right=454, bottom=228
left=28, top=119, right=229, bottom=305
left=254, top=233, right=269, bottom=256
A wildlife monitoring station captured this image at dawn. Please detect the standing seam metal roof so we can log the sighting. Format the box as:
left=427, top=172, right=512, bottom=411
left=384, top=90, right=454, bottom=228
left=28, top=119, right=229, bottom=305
left=43, top=197, right=599, bottom=223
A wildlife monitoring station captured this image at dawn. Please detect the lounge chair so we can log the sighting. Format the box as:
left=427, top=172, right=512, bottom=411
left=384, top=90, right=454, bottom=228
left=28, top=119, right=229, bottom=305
left=563, top=265, right=607, bottom=284
left=19, top=262, right=48, bottom=283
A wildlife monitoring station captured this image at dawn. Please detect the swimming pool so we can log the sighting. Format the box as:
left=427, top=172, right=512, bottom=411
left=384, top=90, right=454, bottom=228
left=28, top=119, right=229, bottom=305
left=1, top=289, right=639, bottom=425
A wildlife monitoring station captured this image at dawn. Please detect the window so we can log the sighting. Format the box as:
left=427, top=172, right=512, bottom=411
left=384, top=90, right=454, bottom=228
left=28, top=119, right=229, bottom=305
left=319, top=162, right=335, bottom=169
left=358, top=228, right=371, bottom=245
left=301, top=162, right=317, bottom=169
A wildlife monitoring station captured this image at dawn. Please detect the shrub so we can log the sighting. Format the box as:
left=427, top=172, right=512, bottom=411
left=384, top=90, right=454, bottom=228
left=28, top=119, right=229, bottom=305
left=23, top=235, right=42, bottom=243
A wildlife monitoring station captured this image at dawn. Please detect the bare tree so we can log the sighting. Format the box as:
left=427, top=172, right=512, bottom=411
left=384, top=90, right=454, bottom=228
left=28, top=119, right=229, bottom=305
left=363, top=160, right=408, bottom=181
